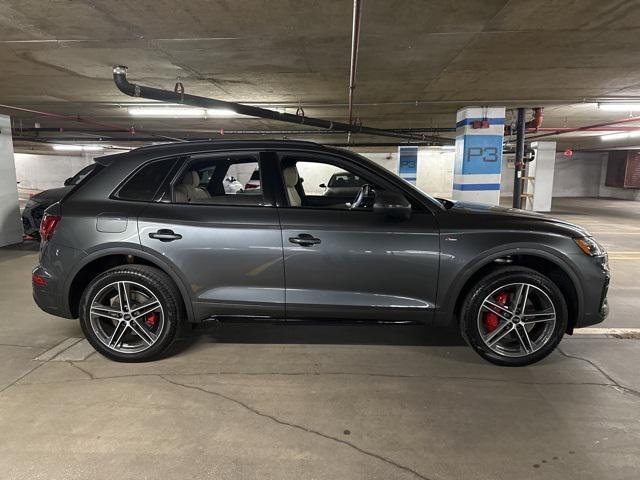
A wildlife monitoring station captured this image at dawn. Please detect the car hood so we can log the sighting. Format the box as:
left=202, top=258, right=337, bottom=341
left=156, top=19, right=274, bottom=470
left=442, top=199, right=591, bottom=237
left=31, top=186, right=72, bottom=204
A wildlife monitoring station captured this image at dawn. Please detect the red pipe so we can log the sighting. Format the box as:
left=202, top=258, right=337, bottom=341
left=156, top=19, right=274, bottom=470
left=525, top=107, right=544, bottom=131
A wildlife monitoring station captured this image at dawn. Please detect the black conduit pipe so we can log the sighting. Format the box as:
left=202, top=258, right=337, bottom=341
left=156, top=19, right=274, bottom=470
left=512, top=107, right=525, bottom=209
left=112, top=66, right=454, bottom=145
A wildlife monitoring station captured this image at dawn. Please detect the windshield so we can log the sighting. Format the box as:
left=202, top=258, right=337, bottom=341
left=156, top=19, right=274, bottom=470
left=68, top=164, right=97, bottom=186
left=328, top=172, right=367, bottom=188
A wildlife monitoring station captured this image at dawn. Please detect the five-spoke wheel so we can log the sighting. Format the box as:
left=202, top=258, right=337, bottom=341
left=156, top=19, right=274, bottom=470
left=80, top=265, right=182, bottom=362
left=460, top=267, right=568, bottom=366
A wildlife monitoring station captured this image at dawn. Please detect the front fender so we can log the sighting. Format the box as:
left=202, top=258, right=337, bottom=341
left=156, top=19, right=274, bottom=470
left=434, top=238, right=585, bottom=328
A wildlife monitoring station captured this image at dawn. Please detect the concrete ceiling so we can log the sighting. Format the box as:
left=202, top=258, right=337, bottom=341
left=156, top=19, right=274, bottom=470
left=2, top=0, right=640, bottom=151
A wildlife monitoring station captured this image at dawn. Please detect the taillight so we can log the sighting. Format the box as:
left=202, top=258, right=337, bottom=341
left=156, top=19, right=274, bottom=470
left=32, top=273, right=47, bottom=286
left=39, top=214, right=61, bottom=242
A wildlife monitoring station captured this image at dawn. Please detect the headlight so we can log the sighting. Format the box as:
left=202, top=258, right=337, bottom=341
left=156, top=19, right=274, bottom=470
left=574, top=236, right=605, bottom=257
left=24, top=199, right=40, bottom=209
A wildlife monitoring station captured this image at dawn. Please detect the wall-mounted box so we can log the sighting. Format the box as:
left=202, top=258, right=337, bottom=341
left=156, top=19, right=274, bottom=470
left=605, top=150, right=640, bottom=189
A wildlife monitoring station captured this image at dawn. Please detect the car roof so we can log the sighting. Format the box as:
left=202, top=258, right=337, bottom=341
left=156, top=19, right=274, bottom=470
left=95, top=139, right=329, bottom=166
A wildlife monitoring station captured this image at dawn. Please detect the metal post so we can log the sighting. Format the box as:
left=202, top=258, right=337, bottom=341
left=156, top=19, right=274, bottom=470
left=512, top=107, right=525, bottom=209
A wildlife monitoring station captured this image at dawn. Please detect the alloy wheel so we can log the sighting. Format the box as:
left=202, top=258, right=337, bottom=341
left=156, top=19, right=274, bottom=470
left=89, top=280, right=164, bottom=354
left=477, top=282, right=557, bottom=358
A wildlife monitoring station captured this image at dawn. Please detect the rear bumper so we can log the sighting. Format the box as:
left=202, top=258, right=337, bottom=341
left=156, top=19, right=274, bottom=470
left=32, top=264, right=74, bottom=319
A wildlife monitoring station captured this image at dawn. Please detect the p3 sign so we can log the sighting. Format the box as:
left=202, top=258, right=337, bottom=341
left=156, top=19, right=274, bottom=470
left=459, top=136, right=502, bottom=175
left=466, top=146, right=499, bottom=163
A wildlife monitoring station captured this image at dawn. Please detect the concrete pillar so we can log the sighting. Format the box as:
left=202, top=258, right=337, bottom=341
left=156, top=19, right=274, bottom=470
left=453, top=107, right=506, bottom=205
left=398, top=146, right=418, bottom=185
left=0, top=115, right=22, bottom=247
left=528, top=141, right=556, bottom=212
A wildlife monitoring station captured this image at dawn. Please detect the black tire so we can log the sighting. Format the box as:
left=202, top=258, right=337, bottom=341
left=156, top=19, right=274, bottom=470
left=460, top=266, right=568, bottom=367
left=79, top=265, right=183, bottom=362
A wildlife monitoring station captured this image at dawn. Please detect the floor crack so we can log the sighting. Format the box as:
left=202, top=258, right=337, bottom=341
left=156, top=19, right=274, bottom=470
left=557, top=347, right=640, bottom=399
left=160, top=375, right=433, bottom=480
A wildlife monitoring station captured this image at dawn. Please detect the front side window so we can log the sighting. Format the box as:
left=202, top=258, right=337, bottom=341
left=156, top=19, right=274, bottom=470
left=173, top=153, right=263, bottom=206
left=281, top=158, right=380, bottom=210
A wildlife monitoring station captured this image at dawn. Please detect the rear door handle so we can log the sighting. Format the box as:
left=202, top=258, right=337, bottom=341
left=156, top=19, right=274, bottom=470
left=149, top=229, right=182, bottom=242
left=289, top=233, right=321, bottom=247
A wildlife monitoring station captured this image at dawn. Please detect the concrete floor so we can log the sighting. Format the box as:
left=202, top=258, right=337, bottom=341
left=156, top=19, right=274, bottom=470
left=0, top=197, right=639, bottom=480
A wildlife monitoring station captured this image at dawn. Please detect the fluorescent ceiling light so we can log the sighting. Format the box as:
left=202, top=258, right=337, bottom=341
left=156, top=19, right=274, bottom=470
left=601, top=130, right=640, bottom=141
left=206, top=108, right=239, bottom=117
left=598, top=102, right=640, bottom=111
left=53, top=144, right=104, bottom=151
left=128, top=107, right=205, bottom=117
left=128, top=107, right=243, bottom=118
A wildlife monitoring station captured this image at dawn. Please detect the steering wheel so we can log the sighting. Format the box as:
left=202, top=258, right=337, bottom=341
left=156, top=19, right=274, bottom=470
left=350, top=184, right=374, bottom=210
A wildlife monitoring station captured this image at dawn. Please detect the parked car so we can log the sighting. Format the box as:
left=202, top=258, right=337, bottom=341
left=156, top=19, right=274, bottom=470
left=321, top=171, right=367, bottom=197
left=22, top=163, right=96, bottom=238
left=244, top=169, right=261, bottom=190
left=32, top=140, right=609, bottom=365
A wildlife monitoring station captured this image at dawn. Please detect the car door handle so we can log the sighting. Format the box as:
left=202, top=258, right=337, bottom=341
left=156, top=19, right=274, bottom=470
left=149, top=229, right=182, bottom=242
left=289, top=233, right=321, bottom=246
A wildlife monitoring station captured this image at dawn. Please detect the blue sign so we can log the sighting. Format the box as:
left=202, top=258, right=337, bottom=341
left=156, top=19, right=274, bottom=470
left=398, top=146, right=418, bottom=184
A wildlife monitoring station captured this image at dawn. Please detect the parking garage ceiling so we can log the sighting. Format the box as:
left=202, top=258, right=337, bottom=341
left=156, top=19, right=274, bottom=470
left=2, top=0, right=640, bottom=150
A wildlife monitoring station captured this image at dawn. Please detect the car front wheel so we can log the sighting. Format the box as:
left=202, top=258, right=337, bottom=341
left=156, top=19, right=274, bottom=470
left=79, top=265, right=182, bottom=362
left=460, top=266, right=568, bottom=366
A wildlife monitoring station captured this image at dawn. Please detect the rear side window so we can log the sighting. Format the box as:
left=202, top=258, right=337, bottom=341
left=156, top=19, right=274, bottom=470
left=116, top=158, right=177, bottom=202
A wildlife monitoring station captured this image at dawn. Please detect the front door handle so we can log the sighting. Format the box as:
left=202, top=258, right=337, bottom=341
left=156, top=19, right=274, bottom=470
left=149, top=229, right=182, bottom=242
left=289, top=233, right=321, bottom=247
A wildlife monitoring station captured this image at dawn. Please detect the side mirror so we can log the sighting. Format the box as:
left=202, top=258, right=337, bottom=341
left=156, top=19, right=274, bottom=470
left=373, top=191, right=411, bottom=220
left=319, top=183, right=327, bottom=188
left=63, top=177, right=73, bottom=186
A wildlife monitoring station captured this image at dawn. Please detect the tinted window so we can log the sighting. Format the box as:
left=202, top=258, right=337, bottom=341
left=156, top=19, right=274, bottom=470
left=116, top=157, right=177, bottom=202
left=68, top=164, right=97, bottom=185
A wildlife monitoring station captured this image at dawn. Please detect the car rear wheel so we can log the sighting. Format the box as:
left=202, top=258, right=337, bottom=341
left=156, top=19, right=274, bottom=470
left=460, top=266, right=568, bottom=366
left=79, top=265, right=182, bottom=362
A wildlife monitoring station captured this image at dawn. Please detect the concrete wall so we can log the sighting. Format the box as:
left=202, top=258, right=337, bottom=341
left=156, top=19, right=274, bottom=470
left=552, top=152, right=604, bottom=197
left=360, top=148, right=455, bottom=198
left=501, top=151, right=610, bottom=200
left=14, top=153, right=96, bottom=191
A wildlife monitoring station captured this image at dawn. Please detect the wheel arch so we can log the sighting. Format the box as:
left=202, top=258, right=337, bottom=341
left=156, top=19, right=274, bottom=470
left=65, top=247, right=195, bottom=323
left=439, top=247, right=584, bottom=334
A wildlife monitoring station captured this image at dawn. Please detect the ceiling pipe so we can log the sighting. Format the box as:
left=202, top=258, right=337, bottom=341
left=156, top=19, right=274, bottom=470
left=112, top=66, right=454, bottom=145
left=13, top=126, right=457, bottom=134
left=348, top=0, right=362, bottom=127
left=13, top=135, right=433, bottom=149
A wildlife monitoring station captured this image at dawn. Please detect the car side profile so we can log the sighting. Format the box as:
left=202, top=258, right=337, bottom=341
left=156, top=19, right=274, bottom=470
left=32, top=140, right=610, bottom=366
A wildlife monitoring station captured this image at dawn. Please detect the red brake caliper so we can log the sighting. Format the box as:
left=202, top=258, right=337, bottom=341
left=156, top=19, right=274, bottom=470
left=483, top=292, right=509, bottom=332
left=145, top=312, right=158, bottom=328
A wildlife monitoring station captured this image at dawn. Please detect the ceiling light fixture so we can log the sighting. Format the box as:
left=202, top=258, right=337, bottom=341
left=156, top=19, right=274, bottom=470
left=127, top=106, right=244, bottom=118
left=52, top=144, right=104, bottom=151
left=600, top=130, right=640, bottom=141
left=597, top=102, right=640, bottom=111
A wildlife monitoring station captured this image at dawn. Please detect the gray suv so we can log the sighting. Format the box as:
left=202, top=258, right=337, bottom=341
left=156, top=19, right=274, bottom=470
left=32, top=140, right=609, bottom=366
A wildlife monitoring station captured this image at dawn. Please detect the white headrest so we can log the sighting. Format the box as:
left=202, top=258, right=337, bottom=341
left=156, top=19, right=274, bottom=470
left=283, top=166, right=299, bottom=187
left=181, top=171, right=199, bottom=186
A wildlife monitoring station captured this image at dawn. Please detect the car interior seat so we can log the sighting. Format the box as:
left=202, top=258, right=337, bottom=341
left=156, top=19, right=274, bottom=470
left=283, top=166, right=302, bottom=207
left=175, top=171, right=210, bottom=203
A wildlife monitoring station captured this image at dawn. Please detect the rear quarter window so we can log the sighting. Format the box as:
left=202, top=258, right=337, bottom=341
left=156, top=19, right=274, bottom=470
left=115, top=157, right=178, bottom=202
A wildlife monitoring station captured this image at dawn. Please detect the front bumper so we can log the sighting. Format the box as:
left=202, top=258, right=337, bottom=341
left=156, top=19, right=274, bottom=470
left=575, top=255, right=610, bottom=329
